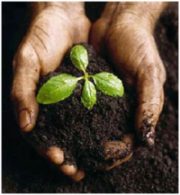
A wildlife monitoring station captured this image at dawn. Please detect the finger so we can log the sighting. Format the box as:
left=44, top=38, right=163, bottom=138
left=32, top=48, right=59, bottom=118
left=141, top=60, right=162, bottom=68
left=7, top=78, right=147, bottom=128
left=136, top=62, right=166, bottom=146
left=59, top=160, right=85, bottom=181
left=39, top=146, right=83, bottom=180
left=11, top=44, right=40, bottom=132
left=104, top=134, right=133, bottom=160
left=103, top=134, right=134, bottom=170
left=70, top=170, right=85, bottom=182
left=104, top=141, right=128, bottom=160
left=59, top=164, right=77, bottom=176
left=43, top=146, right=64, bottom=165
left=57, top=150, right=84, bottom=179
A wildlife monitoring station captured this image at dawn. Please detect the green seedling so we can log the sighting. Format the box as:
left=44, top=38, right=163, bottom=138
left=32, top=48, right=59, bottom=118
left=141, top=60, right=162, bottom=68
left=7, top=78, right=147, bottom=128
left=37, top=45, right=124, bottom=110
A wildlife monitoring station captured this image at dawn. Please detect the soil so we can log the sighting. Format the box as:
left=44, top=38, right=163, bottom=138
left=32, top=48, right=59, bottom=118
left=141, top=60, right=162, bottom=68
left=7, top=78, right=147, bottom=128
left=24, top=43, right=136, bottom=171
left=2, top=2, right=178, bottom=193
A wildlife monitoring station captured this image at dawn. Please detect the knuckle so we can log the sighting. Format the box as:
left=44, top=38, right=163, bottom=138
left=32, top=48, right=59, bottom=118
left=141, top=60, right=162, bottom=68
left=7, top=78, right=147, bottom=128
left=13, top=43, right=39, bottom=70
left=11, top=89, right=20, bottom=103
left=17, top=45, right=32, bottom=62
left=144, top=64, right=155, bottom=75
left=143, top=63, right=166, bottom=84
left=11, top=87, right=23, bottom=103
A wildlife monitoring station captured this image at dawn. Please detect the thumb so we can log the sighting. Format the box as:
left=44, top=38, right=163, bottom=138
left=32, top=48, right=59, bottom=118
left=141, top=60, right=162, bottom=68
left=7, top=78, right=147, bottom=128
left=135, top=59, right=166, bottom=146
left=11, top=43, right=40, bottom=132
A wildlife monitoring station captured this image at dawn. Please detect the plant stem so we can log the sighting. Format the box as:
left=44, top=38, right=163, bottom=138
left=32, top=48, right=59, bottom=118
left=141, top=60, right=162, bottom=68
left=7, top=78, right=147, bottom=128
left=77, top=76, right=84, bottom=81
left=84, top=72, right=89, bottom=80
left=77, top=73, right=92, bottom=81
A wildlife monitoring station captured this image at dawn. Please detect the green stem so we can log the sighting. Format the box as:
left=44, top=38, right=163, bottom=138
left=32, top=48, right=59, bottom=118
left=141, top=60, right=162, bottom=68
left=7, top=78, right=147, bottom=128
left=84, top=72, right=89, bottom=80
left=77, top=73, right=92, bottom=81
left=77, top=76, right=84, bottom=81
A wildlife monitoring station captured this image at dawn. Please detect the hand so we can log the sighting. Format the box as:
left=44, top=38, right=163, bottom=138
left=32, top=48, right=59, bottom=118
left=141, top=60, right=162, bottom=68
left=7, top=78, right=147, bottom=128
left=11, top=2, right=90, bottom=181
left=91, top=2, right=167, bottom=146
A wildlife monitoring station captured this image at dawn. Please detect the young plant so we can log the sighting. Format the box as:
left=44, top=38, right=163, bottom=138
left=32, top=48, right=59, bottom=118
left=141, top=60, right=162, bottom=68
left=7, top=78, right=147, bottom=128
left=37, top=45, right=124, bottom=109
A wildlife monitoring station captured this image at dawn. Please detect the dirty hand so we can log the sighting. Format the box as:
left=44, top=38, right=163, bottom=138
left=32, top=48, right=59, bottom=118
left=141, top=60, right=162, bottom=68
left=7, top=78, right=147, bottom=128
left=91, top=2, right=167, bottom=147
left=11, top=2, right=90, bottom=181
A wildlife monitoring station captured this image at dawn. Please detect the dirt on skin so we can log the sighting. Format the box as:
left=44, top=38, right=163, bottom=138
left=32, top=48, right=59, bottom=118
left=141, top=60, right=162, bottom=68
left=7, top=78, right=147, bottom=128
left=24, top=43, right=136, bottom=171
left=2, top=2, right=178, bottom=193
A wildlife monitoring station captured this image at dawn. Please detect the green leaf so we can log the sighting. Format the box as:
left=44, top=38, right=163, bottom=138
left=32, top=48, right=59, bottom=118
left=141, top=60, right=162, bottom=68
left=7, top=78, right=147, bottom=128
left=36, top=73, right=78, bottom=104
left=81, top=79, right=96, bottom=110
left=92, top=72, right=124, bottom=97
left=70, top=45, right=88, bottom=72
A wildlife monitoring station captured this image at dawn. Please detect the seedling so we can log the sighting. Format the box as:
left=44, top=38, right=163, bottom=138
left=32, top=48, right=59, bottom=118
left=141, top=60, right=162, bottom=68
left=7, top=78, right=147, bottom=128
left=37, top=45, right=124, bottom=109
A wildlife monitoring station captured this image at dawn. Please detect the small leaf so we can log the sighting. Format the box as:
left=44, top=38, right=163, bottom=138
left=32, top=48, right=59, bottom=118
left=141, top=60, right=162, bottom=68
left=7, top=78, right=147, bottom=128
left=70, top=45, right=88, bottom=72
left=92, top=72, right=124, bottom=97
left=37, top=73, right=78, bottom=104
left=81, top=79, right=96, bottom=110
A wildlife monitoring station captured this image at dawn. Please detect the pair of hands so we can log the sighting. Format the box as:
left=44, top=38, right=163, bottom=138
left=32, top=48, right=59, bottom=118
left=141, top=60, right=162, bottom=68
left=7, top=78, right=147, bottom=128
left=11, top=2, right=167, bottom=181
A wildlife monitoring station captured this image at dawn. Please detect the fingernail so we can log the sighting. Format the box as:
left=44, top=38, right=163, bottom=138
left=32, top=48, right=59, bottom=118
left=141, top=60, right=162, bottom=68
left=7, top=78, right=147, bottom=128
left=19, top=109, right=31, bottom=132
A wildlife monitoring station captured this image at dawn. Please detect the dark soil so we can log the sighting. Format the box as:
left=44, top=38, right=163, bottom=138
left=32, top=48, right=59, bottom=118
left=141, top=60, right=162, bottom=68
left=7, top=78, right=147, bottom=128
left=2, top=2, right=178, bottom=193
left=25, top=44, right=135, bottom=171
